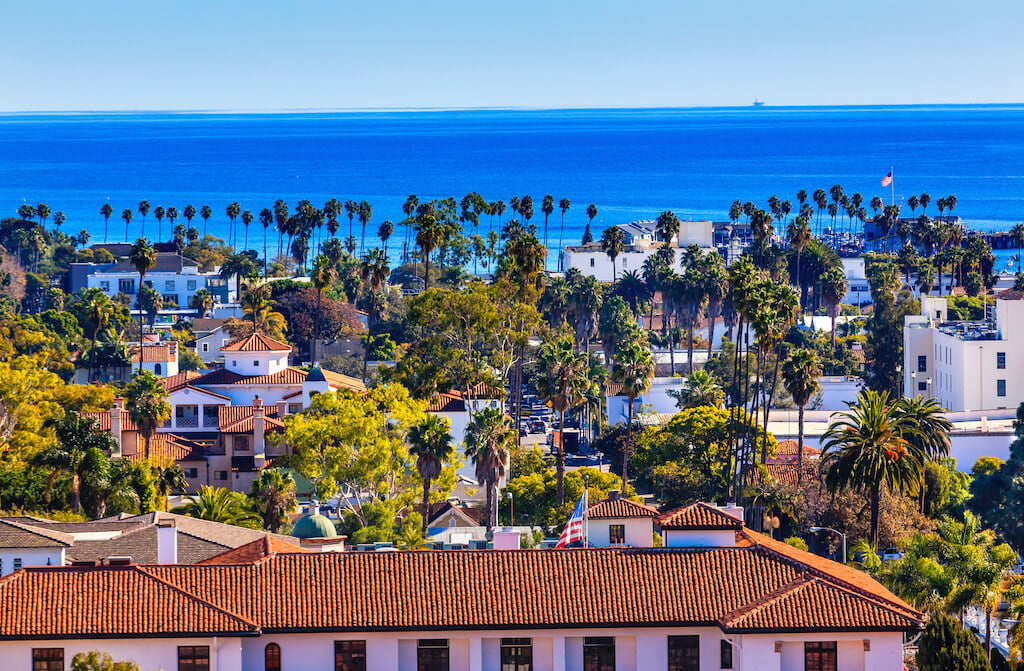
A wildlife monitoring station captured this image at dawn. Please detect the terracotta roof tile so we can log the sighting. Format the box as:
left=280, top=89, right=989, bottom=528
left=217, top=406, right=285, bottom=433
left=220, top=333, right=291, bottom=352
left=769, top=439, right=820, bottom=464
left=82, top=410, right=137, bottom=432
left=426, top=392, right=465, bottom=413
left=130, top=343, right=177, bottom=363
left=163, top=370, right=202, bottom=393
left=0, top=565, right=257, bottom=638
left=125, top=434, right=207, bottom=464
left=656, top=503, right=744, bottom=531
left=198, top=537, right=309, bottom=565
left=588, top=498, right=659, bottom=519
left=321, top=369, right=368, bottom=393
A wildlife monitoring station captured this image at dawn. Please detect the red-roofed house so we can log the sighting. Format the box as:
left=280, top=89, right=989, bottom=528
left=586, top=490, right=659, bottom=547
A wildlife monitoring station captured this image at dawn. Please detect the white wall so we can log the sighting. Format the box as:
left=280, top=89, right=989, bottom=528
left=587, top=518, right=654, bottom=548
left=0, top=548, right=64, bottom=576
left=0, top=636, right=240, bottom=671
left=663, top=530, right=737, bottom=548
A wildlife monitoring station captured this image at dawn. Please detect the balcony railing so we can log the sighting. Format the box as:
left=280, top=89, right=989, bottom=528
left=176, top=416, right=199, bottom=428
left=203, top=415, right=219, bottom=428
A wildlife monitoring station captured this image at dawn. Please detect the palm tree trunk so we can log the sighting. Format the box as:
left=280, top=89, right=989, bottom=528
left=687, top=320, right=695, bottom=374
left=706, top=315, right=715, bottom=363
left=422, top=479, right=430, bottom=532
left=985, top=608, right=992, bottom=659
left=556, top=409, right=566, bottom=505
left=870, top=480, right=880, bottom=548
left=797, top=404, right=805, bottom=482
left=72, top=474, right=81, bottom=515
left=623, top=397, right=634, bottom=484
left=485, top=482, right=494, bottom=531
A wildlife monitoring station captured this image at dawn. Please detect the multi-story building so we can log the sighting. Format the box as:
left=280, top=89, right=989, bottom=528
left=904, top=295, right=1024, bottom=410
left=76, top=252, right=236, bottom=307
left=0, top=502, right=923, bottom=670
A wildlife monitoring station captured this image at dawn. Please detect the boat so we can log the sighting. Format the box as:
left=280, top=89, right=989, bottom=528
left=752, top=99, right=765, bottom=107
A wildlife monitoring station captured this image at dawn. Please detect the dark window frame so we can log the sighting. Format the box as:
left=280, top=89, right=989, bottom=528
left=417, top=639, right=449, bottom=671
left=720, top=639, right=734, bottom=669
left=500, top=637, right=533, bottom=671
left=998, top=379, right=1007, bottom=397
left=178, top=645, right=210, bottom=671
left=804, top=641, right=837, bottom=671
left=668, top=635, right=700, bottom=671
left=265, top=642, right=281, bottom=671
left=917, top=355, right=927, bottom=372
left=32, top=648, right=63, bottom=671
left=583, top=636, right=615, bottom=671
left=335, top=640, right=367, bottom=671
left=609, top=524, right=625, bottom=545
left=998, top=352, right=1007, bottom=369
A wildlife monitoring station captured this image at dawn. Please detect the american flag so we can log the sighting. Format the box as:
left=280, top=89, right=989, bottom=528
left=555, top=490, right=588, bottom=548
left=881, top=169, right=893, bottom=187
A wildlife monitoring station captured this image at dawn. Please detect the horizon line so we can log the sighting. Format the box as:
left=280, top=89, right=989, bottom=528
left=1, top=102, right=1023, bottom=116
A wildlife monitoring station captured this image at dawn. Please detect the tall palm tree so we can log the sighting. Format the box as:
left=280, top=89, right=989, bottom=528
left=678, top=267, right=707, bottom=374
left=125, top=370, right=172, bottom=461
left=415, top=213, right=446, bottom=289
left=200, top=205, right=212, bottom=238
left=259, top=208, right=273, bottom=277
left=121, top=208, right=133, bottom=242
left=558, top=198, right=571, bottom=271
left=172, top=485, right=261, bottom=528
left=378, top=220, right=394, bottom=258
left=611, top=340, right=654, bottom=484
left=137, top=200, right=150, bottom=237
left=310, top=254, right=337, bottom=358
left=820, top=265, right=847, bottom=350
left=703, top=252, right=728, bottom=360
left=100, top=203, right=113, bottom=242
left=536, top=335, right=589, bottom=504
left=220, top=252, right=260, bottom=304
left=226, top=202, right=241, bottom=247
left=241, top=209, right=253, bottom=250
left=782, top=348, right=821, bottom=477
left=541, top=194, right=555, bottom=252
left=655, top=210, right=681, bottom=246
left=183, top=204, right=196, bottom=230
left=600, top=226, right=626, bottom=282
left=464, top=407, right=516, bottom=529
left=821, top=390, right=923, bottom=546
left=787, top=216, right=811, bottom=303
left=33, top=412, right=114, bottom=514
left=153, top=206, right=165, bottom=240
left=81, top=290, right=117, bottom=382
left=408, top=415, right=454, bottom=531
left=129, top=238, right=156, bottom=347
left=1012, top=223, right=1024, bottom=273
left=249, top=468, right=297, bottom=532
left=586, top=203, right=598, bottom=236
left=896, top=395, right=952, bottom=512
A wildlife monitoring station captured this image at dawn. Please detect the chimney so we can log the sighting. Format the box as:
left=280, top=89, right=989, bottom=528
left=156, top=519, right=177, bottom=565
left=608, top=489, right=621, bottom=501
left=253, top=398, right=265, bottom=459
left=110, top=398, right=124, bottom=458
left=277, top=401, right=288, bottom=417
left=721, top=503, right=744, bottom=521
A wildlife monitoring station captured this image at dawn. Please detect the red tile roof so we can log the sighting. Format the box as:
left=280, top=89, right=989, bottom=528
left=0, top=565, right=258, bottom=638
left=426, top=391, right=466, bottom=413
left=163, top=370, right=203, bottom=393
left=588, top=498, right=659, bottom=519
left=768, top=439, right=820, bottom=464
left=198, top=537, right=309, bottom=565
left=83, top=410, right=138, bottom=433
left=125, top=434, right=207, bottom=464
left=130, top=344, right=176, bottom=363
left=217, top=406, right=285, bottom=433
left=220, top=333, right=291, bottom=352
left=656, top=503, right=744, bottom=531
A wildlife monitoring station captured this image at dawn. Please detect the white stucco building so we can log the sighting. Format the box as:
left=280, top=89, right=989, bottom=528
left=904, top=295, right=1024, bottom=411
left=82, top=252, right=237, bottom=307
left=585, top=492, right=658, bottom=548
left=563, top=220, right=716, bottom=283
left=0, top=502, right=922, bottom=671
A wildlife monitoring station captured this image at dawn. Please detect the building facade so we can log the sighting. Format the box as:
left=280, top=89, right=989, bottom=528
left=563, top=221, right=717, bottom=283
left=79, top=253, right=236, bottom=307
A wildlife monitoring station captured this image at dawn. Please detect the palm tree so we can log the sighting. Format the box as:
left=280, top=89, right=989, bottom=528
left=310, top=254, right=337, bottom=358
left=782, top=348, right=821, bottom=477
left=189, top=288, right=215, bottom=318
left=1012, top=223, right=1024, bottom=273
left=155, top=464, right=188, bottom=510
left=153, top=206, right=165, bottom=240
left=600, top=226, right=626, bottom=281
left=948, top=541, right=1024, bottom=660
left=378, top=220, right=394, bottom=257
left=821, top=390, right=923, bottom=546
left=129, top=238, right=156, bottom=346
left=172, top=485, right=261, bottom=527
left=820, top=265, right=847, bottom=350
left=611, top=340, right=654, bottom=484
left=613, top=270, right=651, bottom=318
left=183, top=204, right=196, bottom=230
left=100, top=203, right=113, bottom=242
left=787, top=216, right=811, bottom=302
left=121, top=208, right=133, bottom=241
left=226, top=202, right=241, bottom=247
left=137, top=201, right=150, bottom=237
left=464, top=407, right=516, bottom=529
left=415, top=213, right=446, bottom=289
left=535, top=335, right=589, bottom=504
left=200, top=205, right=212, bottom=238
left=408, top=415, right=454, bottom=531
left=670, top=369, right=724, bottom=409
left=897, top=395, right=952, bottom=512
left=241, top=209, right=253, bottom=249
left=586, top=203, right=598, bottom=235
left=33, top=412, right=114, bottom=514
left=678, top=267, right=707, bottom=374
left=81, top=289, right=117, bottom=382
left=249, top=468, right=297, bottom=532
left=541, top=194, right=555, bottom=251
left=259, top=208, right=273, bottom=276
left=558, top=198, right=571, bottom=271
left=220, top=252, right=260, bottom=304
left=357, top=201, right=372, bottom=253
left=703, top=252, right=728, bottom=360
left=125, top=370, right=172, bottom=461
left=655, top=210, right=681, bottom=246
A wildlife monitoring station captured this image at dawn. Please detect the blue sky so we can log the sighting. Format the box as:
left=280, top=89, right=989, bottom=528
left=3, top=0, right=1023, bottom=111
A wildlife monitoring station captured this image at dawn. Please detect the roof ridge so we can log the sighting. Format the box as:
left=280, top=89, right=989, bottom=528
left=718, top=575, right=813, bottom=628
left=135, top=565, right=260, bottom=630
left=0, top=519, right=74, bottom=546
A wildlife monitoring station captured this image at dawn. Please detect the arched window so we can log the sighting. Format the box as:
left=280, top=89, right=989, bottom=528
left=154, top=363, right=162, bottom=376
left=265, top=643, right=281, bottom=671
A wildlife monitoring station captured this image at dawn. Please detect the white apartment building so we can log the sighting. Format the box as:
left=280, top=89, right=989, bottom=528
left=83, top=253, right=236, bottom=307
left=563, top=220, right=716, bottom=283
left=904, top=295, right=1024, bottom=411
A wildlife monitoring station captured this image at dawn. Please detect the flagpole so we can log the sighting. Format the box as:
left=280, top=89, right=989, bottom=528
left=890, top=166, right=894, bottom=208
left=583, top=486, right=589, bottom=548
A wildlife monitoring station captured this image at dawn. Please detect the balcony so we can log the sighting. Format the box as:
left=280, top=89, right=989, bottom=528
left=176, top=416, right=199, bottom=428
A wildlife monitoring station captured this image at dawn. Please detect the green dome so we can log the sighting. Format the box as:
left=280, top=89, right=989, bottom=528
left=292, top=513, right=337, bottom=539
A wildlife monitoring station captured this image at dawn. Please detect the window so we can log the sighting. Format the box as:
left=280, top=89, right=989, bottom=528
left=667, top=635, right=699, bottom=671
left=335, top=640, right=366, bottom=671
left=998, top=379, right=1007, bottom=397
left=501, top=638, right=532, bottom=671
left=32, top=648, right=63, bottom=671
left=185, top=468, right=198, bottom=478
left=254, top=360, right=260, bottom=367
left=13, top=558, right=22, bottom=570
left=214, top=470, right=227, bottom=481
left=100, top=281, right=110, bottom=292
left=720, top=640, right=733, bottom=669
left=232, top=360, right=238, bottom=367
left=288, top=403, right=302, bottom=414
left=154, top=363, right=162, bottom=376
left=119, top=278, right=135, bottom=293
left=622, top=257, right=628, bottom=268
left=187, top=280, right=197, bottom=290
left=583, top=636, right=615, bottom=671
left=265, top=643, right=281, bottom=671
left=590, top=258, right=595, bottom=267
left=202, top=343, right=209, bottom=353
left=178, top=646, right=210, bottom=671
left=998, top=352, right=1006, bottom=369
left=609, top=524, right=625, bottom=545
left=417, top=639, right=449, bottom=671
left=165, top=280, right=175, bottom=291
left=918, top=382, right=927, bottom=391
left=917, top=355, right=927, bottom=372
left=804, top=642, right=836, bottom=671
left=235, top=436, right=249, bottom=452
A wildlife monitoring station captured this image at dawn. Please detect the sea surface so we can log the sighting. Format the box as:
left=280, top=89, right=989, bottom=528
left=1, top=105, right=1022, bottom=270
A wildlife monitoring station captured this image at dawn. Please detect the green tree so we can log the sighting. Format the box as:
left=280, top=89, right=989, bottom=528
left=124, top=371, right=171, bottom=461
left=600, top=226, right=626, bottom=281
left=535, top=335, right=589, bottom=504
left=781, top=348, right=821, bottom=475
left=821, top=390, right=924, bottom=546
left=219, top=251, right=260, bottom=304
left=172, top=485, right=261, bottom=528
left=188, top=288, right=215, bottom=318
left=611, top=340, right=654, bottom=484
left=33, top=412, right=113, bottom=515
left=120, top=208, right=133, bottom=241
left=669, top=369, right=724, bottom=410
left=100, top=203, right=113, bottom=242
left=820, top=265, right=848, bottom=350
left=408, top=414, right=454, bottom=531
left=71, top=650, right=141, bottom=671
left=248, top=468, right=297, bottom=532
left=916, top=612, right=991, bottom=671
left=128, top=238, right=156, bottom=341
left=80, top=289, right=118, bottom=382
left=464, top=407, right=516, bottom=529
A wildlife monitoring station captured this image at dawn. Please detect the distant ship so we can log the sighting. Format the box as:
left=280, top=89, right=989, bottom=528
left=752, top=99, right=765, bottom=107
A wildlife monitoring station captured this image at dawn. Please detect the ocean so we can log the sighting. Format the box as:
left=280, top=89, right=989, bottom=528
left=1, top=105, right=1023, bottom=270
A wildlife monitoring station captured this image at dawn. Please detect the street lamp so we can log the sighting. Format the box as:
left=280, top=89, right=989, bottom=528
left=810, top=526, right=847, bottom=564
left=506, top=490, right=514, bottom=527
